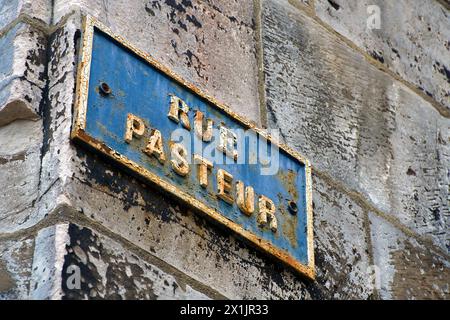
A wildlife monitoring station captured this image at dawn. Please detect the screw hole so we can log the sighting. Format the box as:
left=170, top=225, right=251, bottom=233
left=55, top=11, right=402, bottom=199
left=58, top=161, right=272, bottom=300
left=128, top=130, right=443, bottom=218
left=288, top=201, right=298, bottom=215
left=99, top=82, right=112, bottom=95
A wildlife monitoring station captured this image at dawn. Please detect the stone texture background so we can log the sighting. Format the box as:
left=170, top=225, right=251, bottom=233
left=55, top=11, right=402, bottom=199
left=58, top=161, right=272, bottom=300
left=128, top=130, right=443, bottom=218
left=0, top=0, right=448, bottom=299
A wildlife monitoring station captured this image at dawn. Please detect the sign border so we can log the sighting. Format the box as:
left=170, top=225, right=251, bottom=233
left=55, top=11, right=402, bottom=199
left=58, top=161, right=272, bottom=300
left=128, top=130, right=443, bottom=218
left=71, top=15, right=315, bottom=280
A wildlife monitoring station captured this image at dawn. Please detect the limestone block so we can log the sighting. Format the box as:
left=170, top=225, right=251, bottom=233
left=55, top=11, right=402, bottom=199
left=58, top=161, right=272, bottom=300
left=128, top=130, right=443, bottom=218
left=315, top=0, right=450, bottom=111
left=39, top=17, right=79, bottom=195
left=312, top=174, right=373, bottom=299
left=52, top=0, right=261, bottom=123
left=0, top=20, right=76, bottom=234
left=30, top=224, right=70, bottom=299
left=0, top=120, right=42, bottom=231
left=0, top=0, right=51, bottom=31
left=0, top=23, right=47, bottom=127
left=30, top=223, right=211, bottom=299
left=369, top=212, right=450, bottom=299
left=262, top=0, right=450, bottom=250
left=0, top=236, right=34, bottom=299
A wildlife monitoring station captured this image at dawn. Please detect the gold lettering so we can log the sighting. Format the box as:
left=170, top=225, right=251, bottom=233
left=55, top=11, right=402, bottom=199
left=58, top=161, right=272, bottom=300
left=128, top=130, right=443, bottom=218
left=170, top=143, right=190, bottom=176
left=167, top=95, right=191, bottom=130
left=193, top=154, right=213, bottom=188
left=236, top=181, right=255, bottom=216
left=194, top=110, right=213, bottom=142
left=217, top=125, right=238, bottom=161
left=143, top=129, right=166, bottom=163
left=257, top=195, right=277, bottom=233
left=124, top=114, right=145, bottom=143
left=217, top=169, right=234, bottom=204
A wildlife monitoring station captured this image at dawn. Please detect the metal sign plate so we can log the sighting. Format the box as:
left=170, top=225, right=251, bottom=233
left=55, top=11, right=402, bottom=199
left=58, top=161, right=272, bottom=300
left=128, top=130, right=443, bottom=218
left=72, top=16, right=314, bottom=279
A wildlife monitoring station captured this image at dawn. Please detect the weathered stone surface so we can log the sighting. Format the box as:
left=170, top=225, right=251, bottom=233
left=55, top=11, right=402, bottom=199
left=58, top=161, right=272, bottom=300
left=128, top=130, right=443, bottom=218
left=23, top=8, right=323, bottom=299
left=62, top=223, right=211, bottom=299
left=0, top=23, right=47, bottom=127
left=369, top=213, right=450, bottom=299
left=0, top=18, right=83, bottom=236
left=30, top=224, right=70, bottom=299
left=0, top=120, right=43, bottom=231
left=262, top=0, right=450, bottom=251
left=0, top=21, right=69, bottom=234
left=314, top=0, right=450, bottom=111
left=0, top=236, right=34, bottom=299
left=59, top=144, right=374, bottom=299
left=39, top=17, right=79, bottom=195
left=30, top=223, right=211, bottom=299
left=65, top=152, right=310, bottom=299
left=312, top=173, right=373, bottom=299
left=14, top=8, right=378, bottom=298
left=1, top=0, right=448, bottom=301
left=0, top=0, right=51, bottom=31
left=52, top=0, right=261, bottom=123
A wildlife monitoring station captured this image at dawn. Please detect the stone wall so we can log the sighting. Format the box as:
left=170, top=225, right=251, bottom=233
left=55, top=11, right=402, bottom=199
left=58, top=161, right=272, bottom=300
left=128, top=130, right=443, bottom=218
left=0, top=0, right=448, bottom=299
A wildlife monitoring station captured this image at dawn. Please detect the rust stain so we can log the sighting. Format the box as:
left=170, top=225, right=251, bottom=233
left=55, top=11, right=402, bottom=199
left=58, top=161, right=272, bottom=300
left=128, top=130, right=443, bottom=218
left=276, top=193, right=298, bottom=249
left=277, top=168, right=299, bottom=202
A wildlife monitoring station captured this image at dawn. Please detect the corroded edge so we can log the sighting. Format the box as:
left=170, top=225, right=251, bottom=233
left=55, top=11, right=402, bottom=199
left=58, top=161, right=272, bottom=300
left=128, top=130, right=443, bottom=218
left=71, top=15, right=315, bottom=280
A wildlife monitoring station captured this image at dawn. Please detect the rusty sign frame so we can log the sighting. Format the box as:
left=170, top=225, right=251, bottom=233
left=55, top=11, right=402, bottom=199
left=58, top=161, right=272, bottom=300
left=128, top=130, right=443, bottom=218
left=71, top=15, right=315, bottom=280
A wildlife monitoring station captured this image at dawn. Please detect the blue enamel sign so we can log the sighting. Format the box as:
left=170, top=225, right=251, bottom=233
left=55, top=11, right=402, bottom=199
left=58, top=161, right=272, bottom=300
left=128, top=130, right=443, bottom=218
left=72, top=16, right=314, bottom=279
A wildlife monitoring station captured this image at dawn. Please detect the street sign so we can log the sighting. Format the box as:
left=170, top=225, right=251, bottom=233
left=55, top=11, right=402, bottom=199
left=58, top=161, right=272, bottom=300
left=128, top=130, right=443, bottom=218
left=72, top=16, right=314, bottom=279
